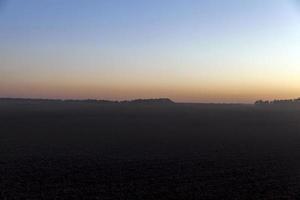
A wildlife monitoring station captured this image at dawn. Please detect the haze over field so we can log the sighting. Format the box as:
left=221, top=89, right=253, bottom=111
left=1, top=0, right=300, bottom=102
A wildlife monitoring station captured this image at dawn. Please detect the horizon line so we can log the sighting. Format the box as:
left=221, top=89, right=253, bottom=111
left=0, top=96, right=256, bottom=105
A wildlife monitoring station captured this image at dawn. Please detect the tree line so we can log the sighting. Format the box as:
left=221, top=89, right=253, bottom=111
left=255, top=98, right=300, bottom=105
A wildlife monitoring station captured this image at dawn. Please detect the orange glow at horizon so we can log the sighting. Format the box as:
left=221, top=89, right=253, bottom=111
left=1, top=77, right=300, bottom=103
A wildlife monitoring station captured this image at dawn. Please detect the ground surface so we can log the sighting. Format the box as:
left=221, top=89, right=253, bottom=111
left=1, top=101, right=300, bottom=199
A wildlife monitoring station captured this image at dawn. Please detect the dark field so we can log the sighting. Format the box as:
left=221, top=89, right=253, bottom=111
left=1, top=101, right=300, bottom=199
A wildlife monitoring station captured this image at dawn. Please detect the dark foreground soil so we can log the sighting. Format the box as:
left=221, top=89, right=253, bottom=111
left=1, top=101, right=300, bottom=199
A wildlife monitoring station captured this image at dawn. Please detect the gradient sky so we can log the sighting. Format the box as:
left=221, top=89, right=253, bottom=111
left=1, top=0, right=300, bottom=103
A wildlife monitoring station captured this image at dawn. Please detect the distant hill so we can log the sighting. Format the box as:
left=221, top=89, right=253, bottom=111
left=121, top=98, right=175, bottom=104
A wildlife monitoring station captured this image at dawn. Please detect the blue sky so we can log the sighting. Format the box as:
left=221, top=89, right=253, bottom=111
left=1, top=0, right=300, bottom=102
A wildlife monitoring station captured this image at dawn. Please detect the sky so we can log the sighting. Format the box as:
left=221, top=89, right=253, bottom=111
left=0, top=0, right=300, bottom=103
